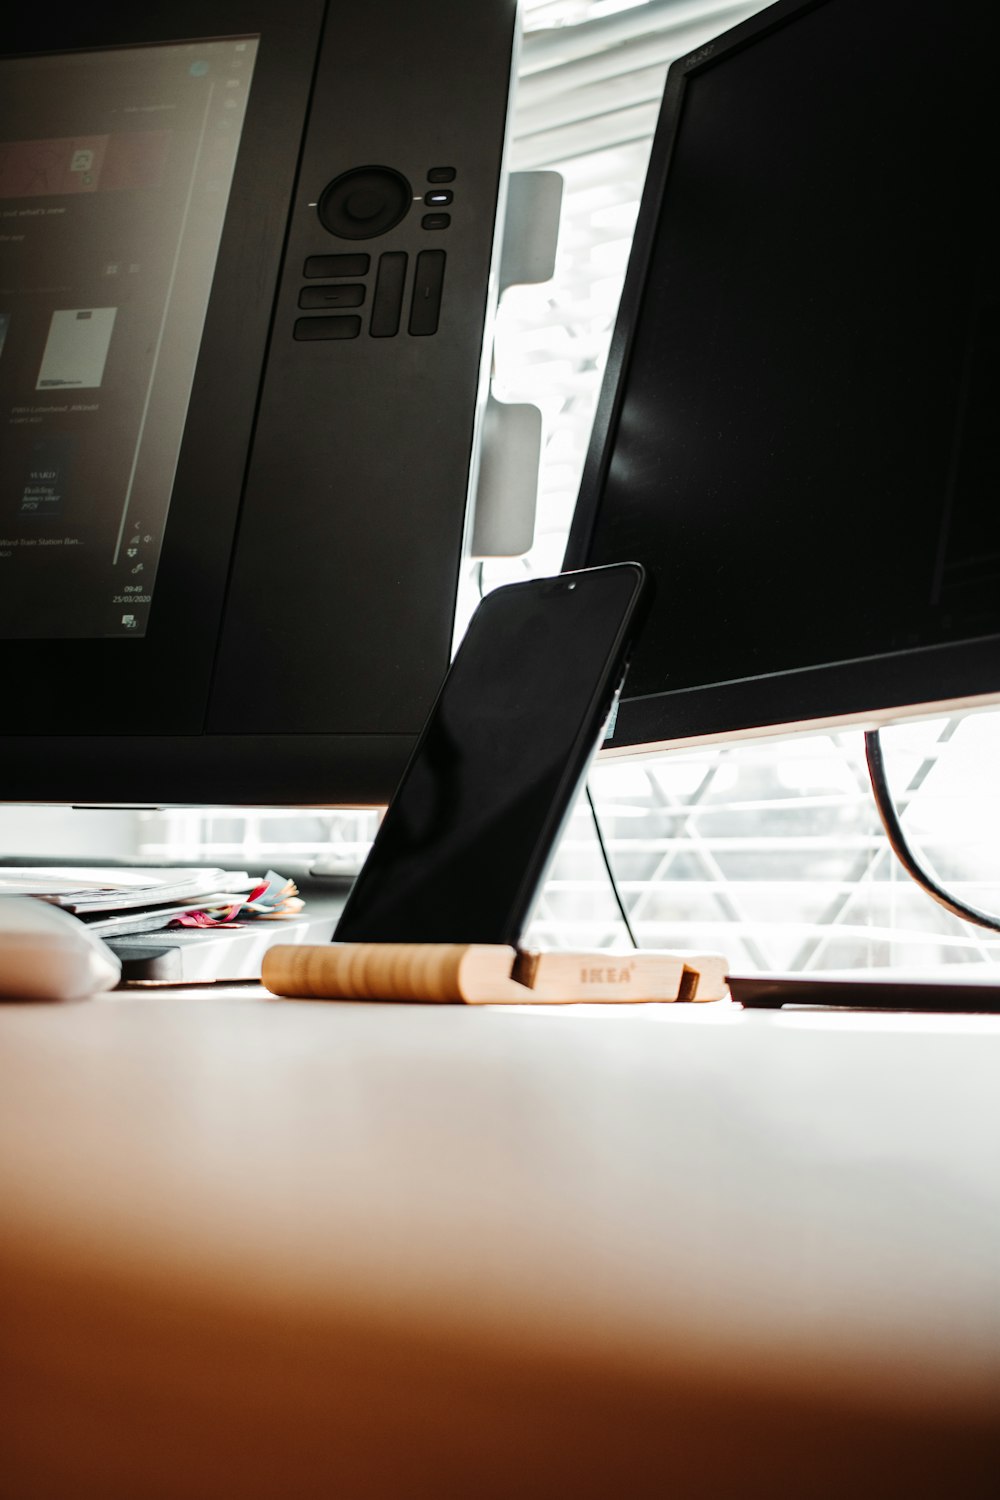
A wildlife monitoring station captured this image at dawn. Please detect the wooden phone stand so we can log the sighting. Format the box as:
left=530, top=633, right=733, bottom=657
left=261, top=943, right=728, bottom=1004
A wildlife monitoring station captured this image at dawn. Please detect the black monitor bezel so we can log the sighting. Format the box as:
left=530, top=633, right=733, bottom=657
left=0, top=1, right=326, bottom=739
left=563, top=0, right=1000, bottom=752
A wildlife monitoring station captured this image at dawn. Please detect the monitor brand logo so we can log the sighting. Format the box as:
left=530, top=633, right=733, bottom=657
left=684, top=42, right=716, bottom=69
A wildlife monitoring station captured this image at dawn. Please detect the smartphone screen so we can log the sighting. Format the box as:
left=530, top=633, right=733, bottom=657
left=334, top=563, right=647, bottom=945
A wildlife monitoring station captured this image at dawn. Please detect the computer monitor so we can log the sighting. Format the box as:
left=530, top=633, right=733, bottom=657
left=0, top=0, right=517, bottom=804
left=565, top=0, right=1000, bottom=755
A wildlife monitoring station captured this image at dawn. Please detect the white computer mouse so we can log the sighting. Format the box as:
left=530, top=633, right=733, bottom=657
left=0, top=896, right=121, bottom=1002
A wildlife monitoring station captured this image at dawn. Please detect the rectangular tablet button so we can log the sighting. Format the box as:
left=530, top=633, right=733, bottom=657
left=293, top=315, right=362, bottom=340
left=298, top=284, right=365, bottom=309
left=370, top=252, right=407, bottom=338
left=409, top=250, right=446, bottom=337
left=304, top=254, right=370, bottom=278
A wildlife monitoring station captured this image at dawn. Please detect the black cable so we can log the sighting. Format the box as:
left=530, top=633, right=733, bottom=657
left=586, top=783, right=639, bottom=949
left=864, top=728, right=1000, bottom=932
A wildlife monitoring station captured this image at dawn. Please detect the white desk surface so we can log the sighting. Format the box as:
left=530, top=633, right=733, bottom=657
left=2, top=989, right=999, bottom=1497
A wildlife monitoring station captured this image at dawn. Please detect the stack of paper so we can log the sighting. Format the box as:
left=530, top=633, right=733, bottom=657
left=0, top=868, right=302, bottom=937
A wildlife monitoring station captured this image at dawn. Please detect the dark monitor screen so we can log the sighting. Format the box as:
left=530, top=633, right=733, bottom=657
left=1, top=36, right=259, bottom=641
left=0, top=0, right=517, bottom=805
left=565, top=0, right=1000, bottom=752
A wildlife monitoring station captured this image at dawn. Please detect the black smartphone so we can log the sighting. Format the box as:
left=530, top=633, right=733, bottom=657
left=334, top=562, right=648, bottom=946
